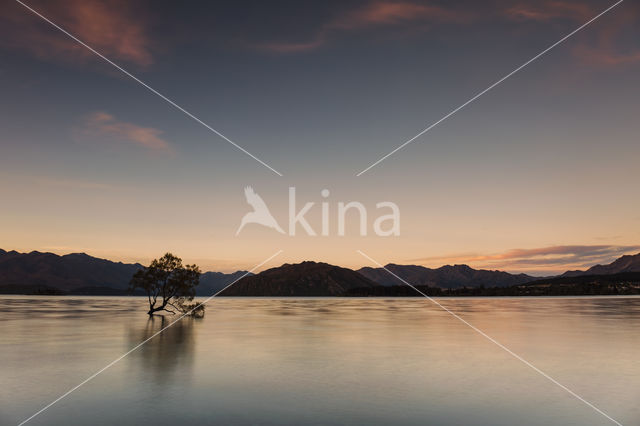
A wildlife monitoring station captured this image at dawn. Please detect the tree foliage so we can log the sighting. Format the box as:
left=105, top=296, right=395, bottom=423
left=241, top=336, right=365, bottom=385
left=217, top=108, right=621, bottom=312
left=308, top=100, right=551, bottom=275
left=129, top=253, right=202, bottom=316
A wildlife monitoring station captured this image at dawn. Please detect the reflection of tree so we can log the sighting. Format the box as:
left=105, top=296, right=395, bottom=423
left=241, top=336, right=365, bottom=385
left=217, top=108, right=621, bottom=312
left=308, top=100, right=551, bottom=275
left=126, top=315, right=196, bottom=386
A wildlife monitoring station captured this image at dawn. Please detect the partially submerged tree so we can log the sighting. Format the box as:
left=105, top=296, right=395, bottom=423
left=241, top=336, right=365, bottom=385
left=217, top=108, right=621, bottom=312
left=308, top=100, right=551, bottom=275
left=129, top=253, right=202, bottom=316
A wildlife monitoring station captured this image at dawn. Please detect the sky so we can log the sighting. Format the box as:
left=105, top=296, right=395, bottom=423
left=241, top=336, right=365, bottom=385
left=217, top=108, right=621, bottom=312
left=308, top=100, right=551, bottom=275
left=1, top=0, right=639, bottom=275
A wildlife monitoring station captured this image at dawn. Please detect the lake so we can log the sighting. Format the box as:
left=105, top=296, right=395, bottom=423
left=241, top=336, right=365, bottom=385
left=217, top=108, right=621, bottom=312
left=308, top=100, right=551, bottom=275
left=1, top=296, right=639, bottom=425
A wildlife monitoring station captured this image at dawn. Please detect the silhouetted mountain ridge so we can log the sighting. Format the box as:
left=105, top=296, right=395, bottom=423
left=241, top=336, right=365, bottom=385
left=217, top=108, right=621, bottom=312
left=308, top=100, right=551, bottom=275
left=0, top=250, right=142, bottom=292
left=358, top=263, right=534, bottom=289
left=219, top=261, right=379, bottom=296
left=561, top=253, right=640, bottom=277
left=1, top=249, right=639, bottom=296
left=199, top=271, right=250, bottom=295
left=0, top=250, right=248, bottom=295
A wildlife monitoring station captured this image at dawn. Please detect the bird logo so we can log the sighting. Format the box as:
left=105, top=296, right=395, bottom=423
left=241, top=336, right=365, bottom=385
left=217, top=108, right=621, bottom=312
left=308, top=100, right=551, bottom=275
left=236, top=186, right=285, bottom=235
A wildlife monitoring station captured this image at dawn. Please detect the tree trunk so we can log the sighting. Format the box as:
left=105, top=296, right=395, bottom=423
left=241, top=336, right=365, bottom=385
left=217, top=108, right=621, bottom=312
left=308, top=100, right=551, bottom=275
left=147, top=303, right=167, bottom=316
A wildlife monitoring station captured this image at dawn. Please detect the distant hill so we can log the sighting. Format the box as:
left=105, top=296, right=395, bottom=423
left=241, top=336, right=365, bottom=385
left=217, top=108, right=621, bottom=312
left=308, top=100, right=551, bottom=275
left=199, top=271, right=250, bottom=295
left=0, top=249, right=142, bottom=292
left=219, top=261, right=380, bottom=296
left=0, top=249, right=248, bottom=295
left=561, top=253, right=640, bottom=277
left=358, top=263, right=534, bottom=289
left=346, top=271, right=640, bottom=297
left=526, top=271, right=640, bottom=287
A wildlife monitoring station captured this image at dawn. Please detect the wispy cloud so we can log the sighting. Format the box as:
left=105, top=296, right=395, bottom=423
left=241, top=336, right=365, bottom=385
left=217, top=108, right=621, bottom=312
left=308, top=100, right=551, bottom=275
left=257, top=0, right=639, bottom=68
left=410, top=245, right=640, bottom=274
left=260, top=38, right=326, bottom=54
left=82, top=112, right=171, bottom=153
left=504, top=1, right=640, bottom=67
left=573, top=45, right=640, bottom=66
left=1, top=0, right=153, bottom=67
left=258, top=1, right=466, bottom=53
left=332, top=1, right=464, bottom=29
left=572, top=5, right=640, bottom=67
left=504, top=1, right=593, bottom=22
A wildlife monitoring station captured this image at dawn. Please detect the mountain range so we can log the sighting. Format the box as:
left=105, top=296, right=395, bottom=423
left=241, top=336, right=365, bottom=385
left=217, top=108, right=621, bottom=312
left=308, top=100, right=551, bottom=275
left=357, top=263, right=534, bottom=288
left=1, top=248, right=639, bottom=296
left=0, top=249, right=141, bottom=294
left=0, top=249, right=247, bottom=296
left=560, top=253, right=640, bottom=277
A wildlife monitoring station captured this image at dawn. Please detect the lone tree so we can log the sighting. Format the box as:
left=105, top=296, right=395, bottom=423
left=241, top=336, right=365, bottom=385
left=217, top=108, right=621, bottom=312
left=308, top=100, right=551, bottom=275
left=129, top=253, right=202, bottom=316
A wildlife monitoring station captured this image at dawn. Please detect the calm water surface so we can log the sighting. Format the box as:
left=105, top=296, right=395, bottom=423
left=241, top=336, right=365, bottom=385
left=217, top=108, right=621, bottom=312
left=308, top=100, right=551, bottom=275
left=1, top=296, right=639, bottom=425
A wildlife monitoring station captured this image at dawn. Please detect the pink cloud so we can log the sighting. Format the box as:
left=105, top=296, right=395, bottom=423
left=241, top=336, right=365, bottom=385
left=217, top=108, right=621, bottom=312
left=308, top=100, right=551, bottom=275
left=257, top=1, right=466, bottom=53
left=333, top=1, right=463, bottom=29
left=410, top=245, right=640, bottom=274
left=259, top=38, right=326, bottom=54
left=504, top=1, right=593, bottom=22
left=573, top=45, right=640, bottom=66
left=1, top=0, right=153, bottom=67
left=84, top=112, right=171, bottom=152
left=573, top=7, right=640, bottom=67
left=504, top=1, right=640, bottom=67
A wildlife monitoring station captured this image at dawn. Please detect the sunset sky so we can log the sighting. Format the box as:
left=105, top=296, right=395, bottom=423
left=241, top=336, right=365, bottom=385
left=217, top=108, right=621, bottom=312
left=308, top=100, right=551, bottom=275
left=1, top=0, right=639, bottom=275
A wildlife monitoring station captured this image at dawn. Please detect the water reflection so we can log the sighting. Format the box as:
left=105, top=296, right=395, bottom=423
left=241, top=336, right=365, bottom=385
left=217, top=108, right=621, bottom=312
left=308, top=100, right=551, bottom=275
left=2, top=296, right=640, bottom=425
left=126, top=315, right=196, bottom=386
